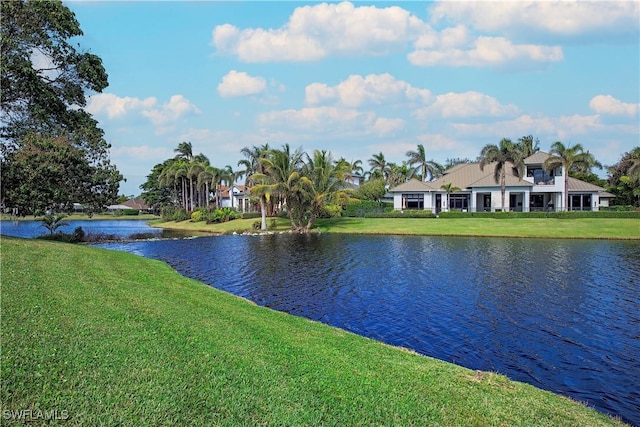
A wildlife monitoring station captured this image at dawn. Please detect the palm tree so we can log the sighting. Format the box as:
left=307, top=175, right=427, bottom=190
left=297, top=150, right=348, bottom=232
left=517, top=135, right=540, bottom=158
left=253, top=144, right=305, bottom=230
left=387, top=161, right=416, bottom=187
left=543, top=141, right=600, bottom=211
left=239, top=144, right=271, bottom=229
left=406, top=144, right=444, bottom=182
left=368, top=152, right=391, bottom=183
left=479, top=138, right=524, bottom=211
left=174, top=141, right=193, bottom=160
left=41, top=213, right=68, bottom=235
left=440, top=182, right=461, bottom=212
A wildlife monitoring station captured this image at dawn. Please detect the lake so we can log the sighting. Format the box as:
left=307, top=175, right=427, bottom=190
left=90, top=233, right=640, bottom=425
left=0, top=219, right=194, bottom=240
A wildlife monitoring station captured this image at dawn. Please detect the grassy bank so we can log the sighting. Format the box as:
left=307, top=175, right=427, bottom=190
left=1, top=238, right=625, bottom=425
left=153, top=216, right=640, bottom=239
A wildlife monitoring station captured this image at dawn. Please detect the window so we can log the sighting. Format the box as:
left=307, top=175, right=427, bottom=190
left=449, top=195, right=468, bottom=210
left=402, top=193, right=424, bottom=210
left=527, top=167, right=554, bottom=185
left=570, top=194, right=592, bottom=211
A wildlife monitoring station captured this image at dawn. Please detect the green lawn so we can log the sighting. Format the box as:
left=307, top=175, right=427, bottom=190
left=154, top=216, right=640, bottom=240
left=1, top=238, right=626, bottom=425
left=1, top=213, right=161, bottom=221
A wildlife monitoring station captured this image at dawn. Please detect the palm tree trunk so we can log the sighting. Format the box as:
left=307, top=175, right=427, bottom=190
left=501, top=171, right=506, bottom=211
left=259, top=196, right=267, bottom=230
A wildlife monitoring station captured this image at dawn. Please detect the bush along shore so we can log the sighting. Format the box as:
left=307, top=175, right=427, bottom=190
left=1, top=238, right=627, bottom=425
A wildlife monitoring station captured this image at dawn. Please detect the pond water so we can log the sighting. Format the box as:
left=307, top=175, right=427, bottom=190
left=92, top=233, right=640, bottom=425
left=0, top=219, right=195, bottom=240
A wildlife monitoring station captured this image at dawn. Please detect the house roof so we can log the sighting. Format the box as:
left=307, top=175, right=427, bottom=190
left=122, top=197, right=150, bottom=210
left=388, top=178, right=437, bottom=192
left=566, top=177, right=613, bottom=197
left=427, top=162, right=527, bottom=190
left=524, top=151, right=552, bottom=164
left=218, top=184, right=247, bottom=198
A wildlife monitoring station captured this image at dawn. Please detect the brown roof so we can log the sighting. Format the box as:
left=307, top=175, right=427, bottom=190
left=122, top=197, right=150, bottom=210
left=217, top=184, right=247, bottom=198
left=388, top=178, right=437, bottom=192
left=524, top=151, right=552, bottom=164
left=428, top=162, right=526, bottom=190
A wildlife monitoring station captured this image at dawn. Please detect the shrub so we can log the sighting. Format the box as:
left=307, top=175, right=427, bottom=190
left=122, top=209, right=139, bottom=216
left=208, top=207, right=239, bottom=223
left=365, top=210, right=436, bottom=219
left=190, top=208, right=207, bottom=222
left=320, top=204, right=342, bottom=218
left=241, top=212, right=262, bottom=219
left=342, top=199, right=385, bottom=217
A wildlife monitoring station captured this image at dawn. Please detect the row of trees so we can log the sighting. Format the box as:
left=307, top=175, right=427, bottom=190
left=142, top=137, right=639, bottom=233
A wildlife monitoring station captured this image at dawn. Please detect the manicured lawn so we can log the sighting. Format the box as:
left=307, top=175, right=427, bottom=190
left=154, top=216, right=640, bottom=239
left=0, top=238, right=626, bottom=425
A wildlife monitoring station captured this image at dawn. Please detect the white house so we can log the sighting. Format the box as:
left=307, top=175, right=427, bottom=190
left=389, top=152, right=615, bottom=213
left=218, top=184, right=253, bottom=213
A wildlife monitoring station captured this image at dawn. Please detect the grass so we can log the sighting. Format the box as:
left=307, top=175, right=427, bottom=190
left=153, top=216, right=640, bottom=240
left=0, top=237, right=627, bottom=425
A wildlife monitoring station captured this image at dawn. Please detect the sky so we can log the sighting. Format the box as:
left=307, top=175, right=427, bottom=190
left=65, top=0, right=640, bottom=197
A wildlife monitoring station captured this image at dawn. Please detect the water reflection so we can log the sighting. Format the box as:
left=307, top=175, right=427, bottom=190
left=94, top=234, right=639, bottom=425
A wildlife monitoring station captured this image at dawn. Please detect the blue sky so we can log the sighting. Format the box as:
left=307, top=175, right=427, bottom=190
left=65, top=1, right=639, bottom=196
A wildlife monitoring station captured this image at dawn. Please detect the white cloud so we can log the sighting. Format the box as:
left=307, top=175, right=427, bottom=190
left=141, top=95, right=201, bottom=127
left=258, top=106, right=376, bottom=132
left=87, top=93, right=157, bottom=119
left=429, top=1, right=639, bottom=39
left=589, top=95, right=640, bottom=116
left=414, top=91, right=519, bottom=118
left=451, top=113, right=603, bottom=140
left=372, top=117, right=405, bottom=136
left=217, top=70, right=267, bottom=98
left=409, top=36, right=563, bottom=67
left=212, top=1, right=424, bottom=62
left=305, top=73, right=432, bottom=107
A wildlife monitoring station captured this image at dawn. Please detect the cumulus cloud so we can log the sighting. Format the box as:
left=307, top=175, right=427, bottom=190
left=217, top=70, right=267, bottom=97
left=212, top=1, right=424, bottom=62
left=258, top=106, right=376, bottom=132
left=451, top=113, right=602, bottom=140
left=372, top=117, right=405, bottom=136
left=141, top=95, right=201, bottom=127
left=414, top=91, right=519, bottom=118
left=589, top=95, right=640, bottom=116
left=429, top=1, right=639, bottom=39
left=87, top=93, right=157, bottom=119
left=305, top=73, right=432, bottom=107
left=409, top=36, right=563, bottom=67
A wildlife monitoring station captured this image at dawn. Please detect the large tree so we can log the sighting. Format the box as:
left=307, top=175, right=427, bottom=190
left=543, top=141, right=599, bottom=211
left=607, top=147, right=640, bottom=206
left=1, top=0, right=121, bottom=213
left=1, top=133, right=121, bottom=214
left=479, top=138, right=524, bottom=211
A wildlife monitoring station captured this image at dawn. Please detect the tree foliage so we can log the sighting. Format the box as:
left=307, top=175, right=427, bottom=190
left=607, top=147, right=640, bottom=206
left=1, top=0, right=108, bottom=139
left=0, top=0, right=121, bottom=213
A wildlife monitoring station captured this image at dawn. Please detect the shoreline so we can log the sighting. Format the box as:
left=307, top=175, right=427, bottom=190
left=150, top=216, right=640, bottom=241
